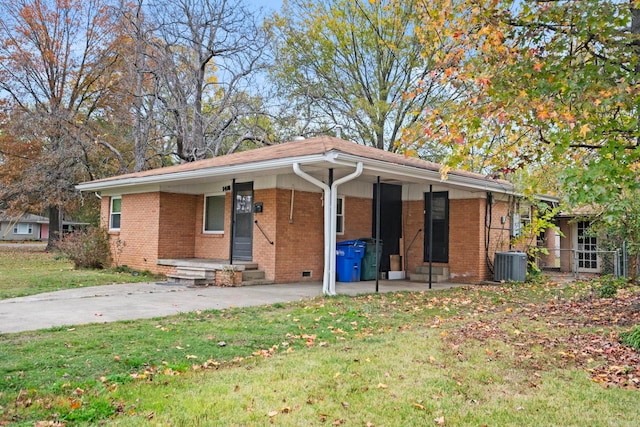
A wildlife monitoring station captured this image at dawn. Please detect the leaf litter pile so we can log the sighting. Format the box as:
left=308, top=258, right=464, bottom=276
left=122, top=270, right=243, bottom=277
left=441, top=283, right=640, bottom=389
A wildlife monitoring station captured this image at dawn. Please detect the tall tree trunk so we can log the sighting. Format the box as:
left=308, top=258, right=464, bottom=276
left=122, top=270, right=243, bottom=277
left=46, top=205, right=61, bottom=251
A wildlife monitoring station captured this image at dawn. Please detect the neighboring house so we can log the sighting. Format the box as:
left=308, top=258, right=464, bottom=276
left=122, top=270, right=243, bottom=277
left=0, top=212, right=88, bottom=241
left=76, top=136, right=536, bottom=294
left=554, top=210, right=605, bottom=275
left=0, top=213, right=49, bottom=241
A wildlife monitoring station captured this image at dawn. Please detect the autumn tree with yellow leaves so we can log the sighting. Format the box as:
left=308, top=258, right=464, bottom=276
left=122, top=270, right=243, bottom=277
left=413, top=0, right=640, bottom=273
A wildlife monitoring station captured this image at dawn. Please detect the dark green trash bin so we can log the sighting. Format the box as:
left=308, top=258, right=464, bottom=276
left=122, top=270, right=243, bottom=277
left=359, top=238, right=383, bottom=280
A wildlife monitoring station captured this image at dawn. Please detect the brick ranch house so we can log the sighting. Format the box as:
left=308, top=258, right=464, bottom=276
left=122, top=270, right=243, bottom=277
left=77, top=136, right=532, bottom=294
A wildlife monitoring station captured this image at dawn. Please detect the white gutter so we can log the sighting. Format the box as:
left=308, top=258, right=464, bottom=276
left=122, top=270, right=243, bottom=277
left=293, top=160, right=363, bottom=295
left=328, top=162, right=362, bottom=295
left=293, top=163, right=332, bottom=295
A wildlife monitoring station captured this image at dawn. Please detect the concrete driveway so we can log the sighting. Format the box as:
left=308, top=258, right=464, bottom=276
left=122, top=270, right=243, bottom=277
left=0, top=280, right=463, bottom=334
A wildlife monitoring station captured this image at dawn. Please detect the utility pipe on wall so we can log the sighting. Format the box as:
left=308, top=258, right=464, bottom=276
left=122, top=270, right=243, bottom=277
left=289, top=188, right=295, bottom=224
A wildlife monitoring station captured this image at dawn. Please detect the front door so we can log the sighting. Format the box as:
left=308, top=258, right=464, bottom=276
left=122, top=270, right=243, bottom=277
left=575, top=220, right=599, bottom=273
left=424, top=191, right=449, bottom=263
left=372, top=183, right=402, bottom=272
left=232, top=182, right=253, bottom=261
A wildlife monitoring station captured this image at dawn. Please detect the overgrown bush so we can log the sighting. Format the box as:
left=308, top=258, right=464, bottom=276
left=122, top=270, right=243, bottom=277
left=593, top=275, right=627, bottom=298
left=620, top=326, right=640, bottom=351
left=55, top=226, right=112, bottom=269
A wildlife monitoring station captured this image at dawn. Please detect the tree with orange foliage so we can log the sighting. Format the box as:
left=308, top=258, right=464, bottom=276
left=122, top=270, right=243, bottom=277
left=0, top=0, right=121, bottom=247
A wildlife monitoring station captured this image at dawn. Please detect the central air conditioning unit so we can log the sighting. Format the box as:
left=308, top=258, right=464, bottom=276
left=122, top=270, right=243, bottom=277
left=494, top=251, right=527, bottom=282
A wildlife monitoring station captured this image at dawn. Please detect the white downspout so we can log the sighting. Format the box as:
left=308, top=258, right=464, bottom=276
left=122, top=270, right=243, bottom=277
left=293, top=161, right=363, bottom=295
left=328, top=162, right=363, bottom=295
left=293, top=163, right=332, bottom=294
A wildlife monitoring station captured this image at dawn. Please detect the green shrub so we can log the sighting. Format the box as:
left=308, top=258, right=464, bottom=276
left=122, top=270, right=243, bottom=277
left=55, top=226, right=112, bottom=269
left=593, top=275, right=627, bottom=298
left=597, top=281, right=618, bottom=298
left=620, top=326, right=640, bottom=351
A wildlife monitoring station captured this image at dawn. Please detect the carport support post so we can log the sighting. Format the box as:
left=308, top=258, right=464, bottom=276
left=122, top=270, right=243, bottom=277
left=428, top=185, right=433, bottom=289
left=375, top=176, right=381, bottom=293
left=293, top=161, right=362, bottom=295
left=229, top=178, right=235, bottom=265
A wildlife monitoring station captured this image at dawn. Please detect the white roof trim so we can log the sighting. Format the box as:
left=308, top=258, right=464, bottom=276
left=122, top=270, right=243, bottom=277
left=76, top=153, right=331, bottom=192
left=331, top=152, right=515, bottom=194
left=77, top=149, right=517, bottom=195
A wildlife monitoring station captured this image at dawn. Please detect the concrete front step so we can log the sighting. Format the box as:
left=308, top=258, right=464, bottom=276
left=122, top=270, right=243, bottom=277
left=173, top=267, right=215, bottom=280
left=242, top=269, right=265, bottom=281
left=166, top=266, right=271, bottom=287
left=159, top=258, right=270, bottom=287
left=410, top=264, right=450, bottom=283
left=415, top=265, right=449, bottom=276
left=165, top=274, right=212, bottom=287
left=409, top=273, right=449, bottom=283
left=241, top=278, right=275, bottom=286
left=239, top=262, right=258, bottom=270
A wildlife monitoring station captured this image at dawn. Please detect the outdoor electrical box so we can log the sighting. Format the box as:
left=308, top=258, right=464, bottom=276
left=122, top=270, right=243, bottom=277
left=253, top=202, right=263, bottom=213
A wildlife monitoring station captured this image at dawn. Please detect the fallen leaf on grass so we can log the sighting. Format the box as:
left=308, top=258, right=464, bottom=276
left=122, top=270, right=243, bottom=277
left=434, top=416, right=446, bottom=425
left=69, top=399, right=82, bottom=410
left=412, top=402, right=426, bottom=410
left=268, top=410, right=279, bottom=417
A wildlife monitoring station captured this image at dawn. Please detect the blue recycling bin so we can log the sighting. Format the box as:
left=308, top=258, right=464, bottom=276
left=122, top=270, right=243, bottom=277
left=336, top=240, right=366, bottom=282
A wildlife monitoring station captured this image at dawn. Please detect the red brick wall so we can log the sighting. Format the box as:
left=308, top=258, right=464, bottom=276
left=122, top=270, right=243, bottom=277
left=100, top=197, right=110, bottom=228
left=341, top=196, right=372, bottom=242
left=98, top=188, right=513, bottom=283
left=448, top=199, right=484, bottom=282
left=158, top=193, right=197, bottom=259
left=273, top=188, right=324, bottom=283
left=403, top=196, right=512, bottom=284
left=488, top=199, right=512, bottom=256
left=105, top=193, right=160, bottom=272
left=403, top=200, right=424, bottom=274
left=194, top=192, right=231, bottom=259
left=253, top=188, right=277, bottom=280
left=102, top=192, right=199, bottom=273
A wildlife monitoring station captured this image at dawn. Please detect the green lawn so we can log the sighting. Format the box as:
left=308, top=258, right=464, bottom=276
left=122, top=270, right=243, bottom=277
left=1, top=260, right=638, bottom=426
left=0, top=246, right=157, bottom=299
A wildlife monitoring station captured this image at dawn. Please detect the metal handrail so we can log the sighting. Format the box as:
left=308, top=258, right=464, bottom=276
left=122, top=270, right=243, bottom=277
left=254, top=220, right=274, bottom=245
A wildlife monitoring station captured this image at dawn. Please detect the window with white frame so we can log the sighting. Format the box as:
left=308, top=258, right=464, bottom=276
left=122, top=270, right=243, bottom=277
left=204, top=194, right=225, bottom=233
left=13, top=223, right=33, bottom=234
left=336, top=196, right=345, bottom=234
left=110, top=197, right=121, bottom=230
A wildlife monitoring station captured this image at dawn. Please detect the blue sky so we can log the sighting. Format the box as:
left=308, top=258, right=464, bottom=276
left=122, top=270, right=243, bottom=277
left=249, top=0, right=283, bottom=13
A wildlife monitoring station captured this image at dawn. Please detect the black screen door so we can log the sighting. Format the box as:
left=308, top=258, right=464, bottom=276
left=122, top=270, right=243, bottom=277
left=424, top=191, right=449, bottom=263
left=232, top=182, right=253, bottom=260
left=372, top=183, right=402, bottom=272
